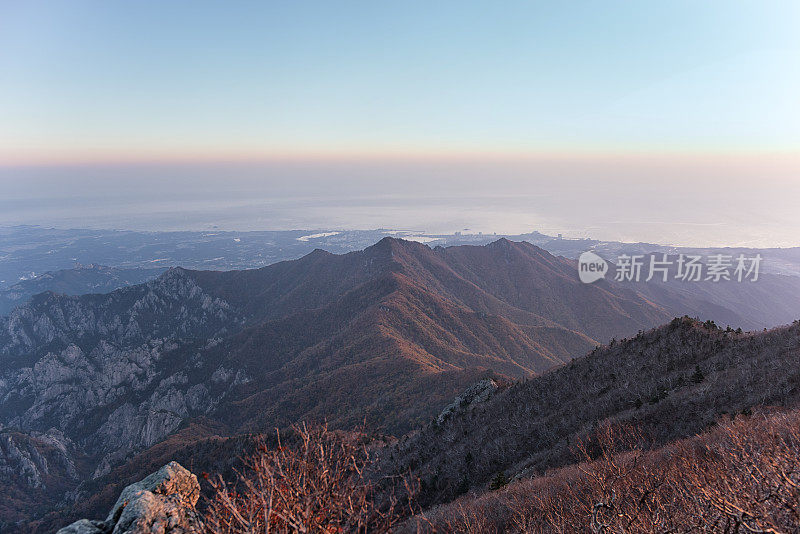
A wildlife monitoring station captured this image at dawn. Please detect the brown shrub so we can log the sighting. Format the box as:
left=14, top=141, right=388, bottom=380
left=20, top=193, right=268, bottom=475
left=407, top=408, right=800, bottom=533
left=203, top=423, right=416, bottom=533
left=675, top=411, right=800, bottom=533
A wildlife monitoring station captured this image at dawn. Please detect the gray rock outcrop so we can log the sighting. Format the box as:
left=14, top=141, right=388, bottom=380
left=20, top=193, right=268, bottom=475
left=437, top=378, right=498, bottom=425
left=56, top=461, right=202, bottom=534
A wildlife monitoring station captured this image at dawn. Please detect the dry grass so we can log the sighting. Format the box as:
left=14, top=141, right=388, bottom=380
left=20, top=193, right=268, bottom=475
left=406, top=408, right=800, bottom=533
left=201, top=409, right=800, bottom=533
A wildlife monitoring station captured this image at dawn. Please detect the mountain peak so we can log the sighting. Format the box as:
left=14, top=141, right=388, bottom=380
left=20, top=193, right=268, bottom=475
left=486, top=237, right=523, bottom=251
left=484, top=237, right=555, bottom=260
left=365, top=236, right=432, bottom=257
left=308, top=248, right=334, bottom=258
left=374, top=235, right=421, bottom=247
left=164, top=265, right=188, bottom=275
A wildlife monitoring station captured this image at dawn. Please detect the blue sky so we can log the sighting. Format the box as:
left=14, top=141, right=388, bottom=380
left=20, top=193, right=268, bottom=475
left=1, top=1, right=799, bottom=163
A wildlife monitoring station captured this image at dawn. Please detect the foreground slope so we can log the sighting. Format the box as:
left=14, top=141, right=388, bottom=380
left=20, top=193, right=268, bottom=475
left=385, top=318, right=800, bottom=508
left=405, top=406, right=800, bottom=533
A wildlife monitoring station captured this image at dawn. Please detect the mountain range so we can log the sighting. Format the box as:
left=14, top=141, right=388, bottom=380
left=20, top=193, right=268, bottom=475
left=0, top=264, right=165, bottom=316
left=2, top=237, right=800, bottom=530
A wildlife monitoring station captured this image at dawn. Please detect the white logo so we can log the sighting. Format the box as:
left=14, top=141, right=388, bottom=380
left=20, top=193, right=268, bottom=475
left=579, top=252, right=762, bottom=284
left=578, top=251, right=608, bottom=284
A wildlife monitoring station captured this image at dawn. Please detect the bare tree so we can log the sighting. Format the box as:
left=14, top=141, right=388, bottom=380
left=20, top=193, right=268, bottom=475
left=203, top=423, right=416, bottom=533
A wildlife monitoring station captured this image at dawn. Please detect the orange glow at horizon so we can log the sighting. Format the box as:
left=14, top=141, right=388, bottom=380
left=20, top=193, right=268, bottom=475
left=2, top=145, right=800, bottom=169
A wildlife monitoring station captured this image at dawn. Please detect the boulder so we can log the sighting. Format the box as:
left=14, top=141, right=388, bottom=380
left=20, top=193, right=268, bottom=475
left=55, top=519, right=105, bottom=534
left=57, top=461, right=202, bottom=534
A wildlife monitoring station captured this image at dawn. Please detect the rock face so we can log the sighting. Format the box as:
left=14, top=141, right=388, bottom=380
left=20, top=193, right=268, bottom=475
left=0, top=429, right=79, bottom=489
left=436, top=378, right=498, bottom=425
left=0, top=268, right=243, bottom=504
left=57, top=461, right=202, bottom=534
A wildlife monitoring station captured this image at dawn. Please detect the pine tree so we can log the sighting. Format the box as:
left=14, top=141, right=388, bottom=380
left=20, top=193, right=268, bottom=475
left=691, top=364, right=704, bottom=383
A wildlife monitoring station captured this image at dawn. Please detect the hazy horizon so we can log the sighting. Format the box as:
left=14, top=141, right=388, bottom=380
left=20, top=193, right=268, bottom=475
left=2, top=2, right=799, bottom=248
left=3, top=153, right=799, bottom=248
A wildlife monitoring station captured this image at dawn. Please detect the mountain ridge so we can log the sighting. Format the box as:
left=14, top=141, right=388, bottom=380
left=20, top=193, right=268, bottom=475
left=384, top=317, right=800, bottom=508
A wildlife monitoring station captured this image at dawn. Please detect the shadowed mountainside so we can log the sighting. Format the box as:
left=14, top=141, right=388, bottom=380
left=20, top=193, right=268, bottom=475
left=383, top=318, right=800, bottom=508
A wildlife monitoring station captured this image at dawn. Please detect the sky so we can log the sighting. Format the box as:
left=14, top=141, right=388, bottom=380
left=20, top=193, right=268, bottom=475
left=2, top=1, right=799, bottom=161
left=1, top=1, right=799, bottom=246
